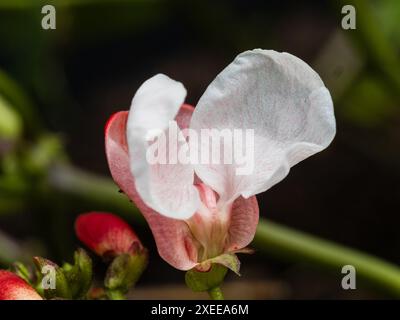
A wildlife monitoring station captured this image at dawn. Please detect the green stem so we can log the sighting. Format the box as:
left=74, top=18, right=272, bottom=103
left=48, top=163, right=144, bottom=224
left=48, top=164, right=400, bottom=297
left=208, top=287, right=224, bottom=300
left=254, top=220, right=400, bottom=297
left=107, top=290, right=126, bottom=300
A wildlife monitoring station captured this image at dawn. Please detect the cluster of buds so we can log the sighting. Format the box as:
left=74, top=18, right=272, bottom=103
left=0, top=212, right=147, bottom=300
left=0, top=249, right=93, bottom=300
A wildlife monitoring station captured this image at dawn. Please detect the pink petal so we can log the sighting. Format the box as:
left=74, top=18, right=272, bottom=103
left=105, top=109, right=197, bottom=270
left=225, top=195, right=259, bottom=252
left=175, top=104, right=194, bottom=130
left=187, top=184, right=259, bottom=259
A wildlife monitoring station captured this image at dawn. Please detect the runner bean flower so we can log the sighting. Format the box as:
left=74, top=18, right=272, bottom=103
left=105, top=49, right=336, bottom=273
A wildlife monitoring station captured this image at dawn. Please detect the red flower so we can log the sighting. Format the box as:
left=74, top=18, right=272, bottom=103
left=75, top=212, right=143, bottom=257
left=0, top=270, right=42, bottom=300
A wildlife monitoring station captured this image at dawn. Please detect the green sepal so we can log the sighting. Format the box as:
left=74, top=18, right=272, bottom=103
left=104, top=249, right=148, bottom=296
left=11, top=261, right=33, bottom=284
left=185, top=264, right=228, bottom=292
left=195, top=253, right=242, bottom=275
left=62, top=248, right=93, bottom=299
left=33, top=256, right=72, bottom=299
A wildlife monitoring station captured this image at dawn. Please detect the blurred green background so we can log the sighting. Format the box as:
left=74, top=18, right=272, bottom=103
left=0, top=0, right=399, bottom=299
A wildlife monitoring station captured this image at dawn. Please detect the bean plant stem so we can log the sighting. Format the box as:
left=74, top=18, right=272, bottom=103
left=208, top=287, right=224, bottom=300
left=254, top=220, right=400, bottom=297
left=49, top=164, right=400, bottom=297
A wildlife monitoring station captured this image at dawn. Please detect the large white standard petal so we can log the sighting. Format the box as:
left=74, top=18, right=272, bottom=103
left=190, top=49, right=336, bottom=202
left=126, top=74, right=200, bottom=219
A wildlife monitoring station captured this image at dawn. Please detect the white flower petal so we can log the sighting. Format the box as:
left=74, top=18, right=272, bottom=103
left=127, top=74, right=200, bottom=219
left=190, top=49, right=336, bottom=202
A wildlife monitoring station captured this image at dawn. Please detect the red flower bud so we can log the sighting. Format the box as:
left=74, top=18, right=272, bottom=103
left=0, top=270, right=42, bottom=300
left=75, top=212, right=143, bottom=258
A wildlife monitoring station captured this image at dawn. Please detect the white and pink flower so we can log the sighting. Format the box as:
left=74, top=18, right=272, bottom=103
left=105, top=49, right=335, bottom=272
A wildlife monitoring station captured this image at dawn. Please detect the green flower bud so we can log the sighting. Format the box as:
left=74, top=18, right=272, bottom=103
left=104, top=247, right=148, bottom=299
left=33, top=256, right=71, bottom=299
left=62, top=248, right=93, bottom=299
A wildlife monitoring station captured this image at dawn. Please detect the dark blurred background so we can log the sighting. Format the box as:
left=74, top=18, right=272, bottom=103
left=0, top=0, right=399, bottom=299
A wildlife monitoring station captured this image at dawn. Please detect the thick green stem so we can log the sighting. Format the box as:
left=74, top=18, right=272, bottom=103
left=49, top=164, right=400, bottom=297
left=208, top=287, right=224, bottom=300
left=254, top=220, right=400, bottom=297
left=48, top=163, right=144, bottom=224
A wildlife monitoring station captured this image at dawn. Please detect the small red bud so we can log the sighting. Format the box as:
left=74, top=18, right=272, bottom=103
left=75, top=212, right=143, bottom=258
